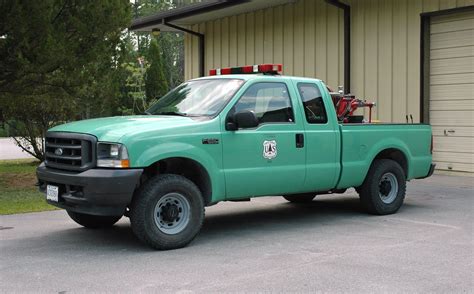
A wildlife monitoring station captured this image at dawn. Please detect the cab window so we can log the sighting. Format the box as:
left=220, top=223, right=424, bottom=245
left=233, top=82, right=294, bottom=124
left=297, top=83, right=328, bottom=124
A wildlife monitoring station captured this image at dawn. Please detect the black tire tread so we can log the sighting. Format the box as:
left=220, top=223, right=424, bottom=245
left=130, top=174, right=205, bottom=250
left=359, top=159, right=406, bottom=215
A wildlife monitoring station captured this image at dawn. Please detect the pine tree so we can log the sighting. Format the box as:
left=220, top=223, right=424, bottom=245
left=0, top=0, right=131, bottom=160
left=145, top=38, right=169, bottom=102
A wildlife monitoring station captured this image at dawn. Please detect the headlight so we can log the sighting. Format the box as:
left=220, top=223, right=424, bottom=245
left=97, top=143, right=130, bottom=168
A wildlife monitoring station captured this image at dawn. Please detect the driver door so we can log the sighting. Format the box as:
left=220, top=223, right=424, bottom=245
left=221, top=81, right=306, bottom=199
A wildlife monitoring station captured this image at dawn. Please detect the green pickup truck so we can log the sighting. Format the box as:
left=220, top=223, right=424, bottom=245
left=37, top=65, right=435, bottom=250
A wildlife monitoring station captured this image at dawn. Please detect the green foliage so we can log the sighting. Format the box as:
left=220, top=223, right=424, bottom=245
left=145, top=38, right=168, bottom=103
left=0, top=0, right=132, bottom=159
left=130, top=0, right=185, bottom=89
left=0, top=0, right=187, bottom=159
left=131, top=0, right=173, bottom=56
left=0, top=1, right=131, bottom=97
left=0, top=121, right=20, bottom=137
left=159, top=33, right=185, bottom=89
left=122, top=61, right=148, bottom=114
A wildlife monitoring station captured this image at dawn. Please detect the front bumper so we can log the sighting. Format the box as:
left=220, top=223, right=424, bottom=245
left=37, top=163, right=142, bottom=216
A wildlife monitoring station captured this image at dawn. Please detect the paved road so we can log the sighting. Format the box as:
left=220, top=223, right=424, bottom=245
left=0, top=138, right=33, bottom=159
left=1, top=175, right=473, bottom=293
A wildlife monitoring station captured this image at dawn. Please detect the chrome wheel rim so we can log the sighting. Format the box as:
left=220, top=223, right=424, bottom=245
left=379, top=172, right=398, bottom=204
left=154, top=193, right=190, bottom=235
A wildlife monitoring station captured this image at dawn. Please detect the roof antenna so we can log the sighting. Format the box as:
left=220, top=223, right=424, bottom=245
left=410, top=114, right=413, bottom=124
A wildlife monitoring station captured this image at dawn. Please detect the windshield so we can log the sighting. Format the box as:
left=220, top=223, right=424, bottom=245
left=146, top=79, right=244, bottom=117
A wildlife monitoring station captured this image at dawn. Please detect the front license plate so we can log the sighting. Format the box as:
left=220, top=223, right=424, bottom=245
left=46, top=185, right=59, bottom=202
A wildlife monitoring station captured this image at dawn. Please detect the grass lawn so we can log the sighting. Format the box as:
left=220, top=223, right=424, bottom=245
left=0, top=159, right=59, bottom=215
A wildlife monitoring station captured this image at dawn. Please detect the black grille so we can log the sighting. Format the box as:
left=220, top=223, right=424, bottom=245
left=44, top=132, right=96, bottom=171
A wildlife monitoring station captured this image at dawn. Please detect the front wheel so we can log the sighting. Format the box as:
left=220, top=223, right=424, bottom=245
left=358, top=159, right=406, bottom=215
left=67, top=211, right=122, bottom=228
left=130, top=174, right=204, bottom=250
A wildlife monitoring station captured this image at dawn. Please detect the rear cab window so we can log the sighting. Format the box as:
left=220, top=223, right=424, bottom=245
left=296, top=83, right=328, bottom=124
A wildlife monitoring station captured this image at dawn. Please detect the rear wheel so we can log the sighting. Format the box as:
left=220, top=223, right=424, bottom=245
left=67, top=211, right=122, bottom=228
left=130, top=174, right=204, bottom=250
left=358, top=159, right=406, bottom=215
left=282, top=193, right=316, bottom=203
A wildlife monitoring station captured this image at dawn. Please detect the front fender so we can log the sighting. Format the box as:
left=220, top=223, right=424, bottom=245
left=133, top=142, right=225, bottom=203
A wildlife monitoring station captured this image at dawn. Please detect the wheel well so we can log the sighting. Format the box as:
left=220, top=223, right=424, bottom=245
left=141, top=157, right=212, bottom=205
left=374, top=148, right=408, bottom=178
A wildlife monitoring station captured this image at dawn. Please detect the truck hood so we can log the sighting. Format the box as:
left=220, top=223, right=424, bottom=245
left=49, top=115, right=197, bottom=142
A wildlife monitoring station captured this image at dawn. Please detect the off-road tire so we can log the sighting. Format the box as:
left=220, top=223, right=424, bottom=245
left=283, top=193, right=316, bottom=203
left=130, top=174, right=205, bottom=250
left=67, top=211, right=122, bottom=228
left=358, top=159, right=406, bottom=215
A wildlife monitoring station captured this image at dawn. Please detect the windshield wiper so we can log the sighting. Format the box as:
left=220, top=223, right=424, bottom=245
left=155, top=111, right=188, bottom=117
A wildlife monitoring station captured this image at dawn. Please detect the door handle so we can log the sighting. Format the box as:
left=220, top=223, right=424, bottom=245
left=296, top=133, right=304, bottom=148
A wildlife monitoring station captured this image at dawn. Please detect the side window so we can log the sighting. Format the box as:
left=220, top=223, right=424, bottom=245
left=297, top=83, right=328, bottom=124
left=234, top=82, right=294, bottom=124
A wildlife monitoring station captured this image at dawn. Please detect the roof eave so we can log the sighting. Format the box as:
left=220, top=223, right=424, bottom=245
left=130, top=0, right=247, bottom=31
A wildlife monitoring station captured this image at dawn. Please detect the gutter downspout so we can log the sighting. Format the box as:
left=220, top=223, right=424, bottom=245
left=162, top=20, right=205, bottom=77
left=325, top=0, right=351, bottom=94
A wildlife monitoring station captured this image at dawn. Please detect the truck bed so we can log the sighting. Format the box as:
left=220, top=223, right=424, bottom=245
left=336, top=123, right=433, bottom=189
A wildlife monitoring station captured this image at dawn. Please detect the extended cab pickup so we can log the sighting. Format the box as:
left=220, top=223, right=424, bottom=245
left=37, top=66, right=435, bottom=250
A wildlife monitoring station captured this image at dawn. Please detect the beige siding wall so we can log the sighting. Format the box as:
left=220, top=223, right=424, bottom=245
left=184, top=0, right=345, bottom=89
left=348, top=0, right=473, bottom=122
left=184, top=0, right=474, bottom=122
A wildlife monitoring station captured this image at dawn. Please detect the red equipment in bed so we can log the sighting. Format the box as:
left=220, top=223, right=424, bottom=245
left=327, top=86, right=376, bottom=123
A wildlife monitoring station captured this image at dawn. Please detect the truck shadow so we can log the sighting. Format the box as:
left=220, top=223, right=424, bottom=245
left=200, top=197, right=363, bottom=235
left=196, top=196, right=422, bottom=246
left=23, top=195, right=420, bottom=253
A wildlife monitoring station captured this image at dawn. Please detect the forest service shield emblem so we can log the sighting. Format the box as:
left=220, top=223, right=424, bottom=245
left=263, top=140, right=277, bottom=159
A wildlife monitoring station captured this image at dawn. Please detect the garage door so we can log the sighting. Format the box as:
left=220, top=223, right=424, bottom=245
left=430, top=10, right=474, bottom=173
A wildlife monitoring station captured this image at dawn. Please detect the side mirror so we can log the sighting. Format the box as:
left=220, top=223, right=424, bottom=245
left=232, top=110, right=259, bottom=130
